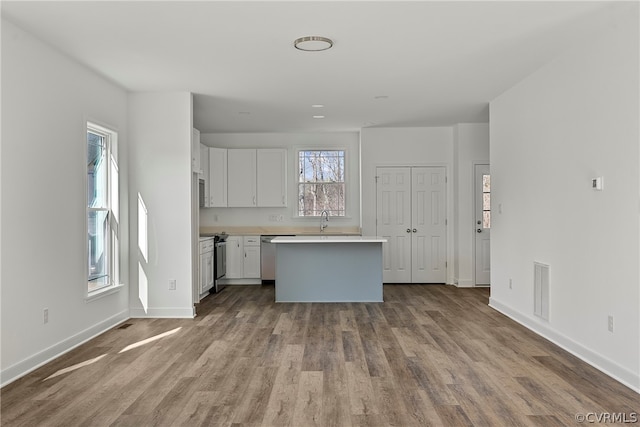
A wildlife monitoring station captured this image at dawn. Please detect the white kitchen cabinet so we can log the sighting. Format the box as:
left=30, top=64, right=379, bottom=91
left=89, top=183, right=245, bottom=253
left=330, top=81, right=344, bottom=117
left=226, top=148, right=287, bottom=208
left=242, top=236, right=261, bottom=278
left=257, top=149, right=287, bottom=207
left=200, top=143, right=210, bottom=207
left=225, top=236, right=244, bottom=279
left=224, top=235, right=261, bottom=280
left=227, top=149, right=257, bottom=207
left=209, top=147, right=228, bottom=207
left=192, top=128, right=201, bottom=173
left=199, top=238, right=214, bottom=297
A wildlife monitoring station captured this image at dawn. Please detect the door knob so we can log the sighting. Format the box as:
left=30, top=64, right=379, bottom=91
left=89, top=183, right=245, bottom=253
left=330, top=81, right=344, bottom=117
left=412, top=229, right=417, bottom=233
left=477, top=228, right=482, bottom=233
left=477, top=220, right=482, bottom=225
left=406, top=229, right=411, bottom=233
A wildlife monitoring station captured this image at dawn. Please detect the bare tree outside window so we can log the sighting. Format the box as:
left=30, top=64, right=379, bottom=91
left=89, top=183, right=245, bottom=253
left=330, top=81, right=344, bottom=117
left=298, top=150, right=345, bottom=216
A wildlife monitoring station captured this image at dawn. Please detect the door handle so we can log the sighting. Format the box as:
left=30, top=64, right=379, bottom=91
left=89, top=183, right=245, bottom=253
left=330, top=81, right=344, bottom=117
left=412, top=229, right=417, bottom=233
left=406, top=229, right=411, bottom=233
left=477, top=229, right=482, bottom=233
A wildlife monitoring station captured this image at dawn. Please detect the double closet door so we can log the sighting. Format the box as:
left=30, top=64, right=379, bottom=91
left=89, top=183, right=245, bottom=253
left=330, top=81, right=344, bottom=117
left=376, top=166, right=446, bottom=283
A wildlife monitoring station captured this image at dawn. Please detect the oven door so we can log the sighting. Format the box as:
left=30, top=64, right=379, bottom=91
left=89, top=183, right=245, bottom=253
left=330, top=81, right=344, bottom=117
left=215, top=241, right=227, bottom=281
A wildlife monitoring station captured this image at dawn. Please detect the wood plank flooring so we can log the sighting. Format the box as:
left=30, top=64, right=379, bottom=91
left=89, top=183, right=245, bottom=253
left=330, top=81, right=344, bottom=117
left=2, top=285, right=638, bottom=426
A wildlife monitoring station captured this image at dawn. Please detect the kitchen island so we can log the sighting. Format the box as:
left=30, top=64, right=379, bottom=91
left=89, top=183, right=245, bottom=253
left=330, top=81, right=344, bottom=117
left=271, top=235, right=386, bottom=302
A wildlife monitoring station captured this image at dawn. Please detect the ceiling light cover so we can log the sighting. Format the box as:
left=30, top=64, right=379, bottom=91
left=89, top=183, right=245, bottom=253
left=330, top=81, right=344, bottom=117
left=294, top=36, right=333, bottom=52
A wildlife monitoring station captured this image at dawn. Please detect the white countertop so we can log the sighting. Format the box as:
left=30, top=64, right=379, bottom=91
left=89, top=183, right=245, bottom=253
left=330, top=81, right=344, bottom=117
left=271, top=235, right=386, bottom=244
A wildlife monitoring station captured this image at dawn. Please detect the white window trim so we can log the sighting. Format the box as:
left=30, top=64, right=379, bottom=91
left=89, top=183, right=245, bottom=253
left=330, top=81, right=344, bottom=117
left=85, top=283, right=125, bottom=303
left=295, top=148, right=348, bottom=218
left=86, top=121, right=122, bottom=301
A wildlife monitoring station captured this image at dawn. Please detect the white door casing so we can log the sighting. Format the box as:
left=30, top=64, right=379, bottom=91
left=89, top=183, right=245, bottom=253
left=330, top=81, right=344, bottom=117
left=474, top=164, right=491, bottom=285
left=376, top=166, right=446, bottom=283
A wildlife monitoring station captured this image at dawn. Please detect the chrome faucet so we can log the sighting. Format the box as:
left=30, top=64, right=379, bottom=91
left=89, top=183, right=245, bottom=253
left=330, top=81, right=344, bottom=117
left=320, top=210, right=329, bottom=232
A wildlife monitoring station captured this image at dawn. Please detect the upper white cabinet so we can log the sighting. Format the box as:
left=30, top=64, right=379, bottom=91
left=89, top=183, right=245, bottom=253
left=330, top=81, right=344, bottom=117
left=209, top=148, right=228, bottom=207
left=200, top=143, right=210, bottom=207
left=191, top=128, right=201, bottom=173
left=227, top=149, right=257, bottom=207
left=204, top=147, right=287, bottom=208
left=257, top=149, right=287, bottom=207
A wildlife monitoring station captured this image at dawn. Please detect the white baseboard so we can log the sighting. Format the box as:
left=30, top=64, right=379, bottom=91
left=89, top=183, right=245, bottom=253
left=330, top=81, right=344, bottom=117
left=129, top=306, right=196, bottom=318
left=219, top=279, right=262, bottom=285
left=455, top=279, right=475, bottom=288
left=1, top=309, right=130, bottom=388
left=489, top=297, right=640, bottom=394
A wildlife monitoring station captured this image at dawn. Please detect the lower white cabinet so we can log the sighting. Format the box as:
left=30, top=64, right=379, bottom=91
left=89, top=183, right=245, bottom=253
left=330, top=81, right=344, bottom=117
left=226, top=236, right=244, bottom=279
left=225, top=235, right=261, bottom=280
left=199, top=238, right=214, bottom=297
left=242, top=236, right=261, bottom=278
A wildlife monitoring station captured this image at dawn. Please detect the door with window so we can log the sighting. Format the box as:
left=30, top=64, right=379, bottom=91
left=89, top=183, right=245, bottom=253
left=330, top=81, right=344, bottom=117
left=376, top=166, right=446, bottom=283
left=475, top=164, right=491, bottom=285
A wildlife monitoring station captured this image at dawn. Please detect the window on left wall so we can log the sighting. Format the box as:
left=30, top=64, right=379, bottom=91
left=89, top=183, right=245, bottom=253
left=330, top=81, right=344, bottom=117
left=87, top=123, right=119, bottom=295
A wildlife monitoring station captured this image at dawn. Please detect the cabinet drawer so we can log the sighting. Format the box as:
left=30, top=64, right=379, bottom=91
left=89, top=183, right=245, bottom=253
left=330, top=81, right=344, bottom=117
left=243, top=235, right=260, bottom=246
left=199, top=238, right=214, bottom=253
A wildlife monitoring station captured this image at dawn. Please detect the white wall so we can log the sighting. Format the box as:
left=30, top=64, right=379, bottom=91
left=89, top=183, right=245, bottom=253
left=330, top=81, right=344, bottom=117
left=1, top=19, right=130, bottom=385
left=489, top=11, right=639, bottom=391
left=128, top=92, right=194, bottom=318
left=360, top=127, right=455, bottom=283
left=199, top=132, right=360, bottom=229
left=453, top=124, right=490, bottom=287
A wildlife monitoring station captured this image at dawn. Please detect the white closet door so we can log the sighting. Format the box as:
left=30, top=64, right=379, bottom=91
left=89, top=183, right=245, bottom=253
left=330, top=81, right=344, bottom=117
left=376, top=167, right=412, bottom=283
left=376, top=166, right=447, bottom=283
left=411, top=167, right=446, bottom=283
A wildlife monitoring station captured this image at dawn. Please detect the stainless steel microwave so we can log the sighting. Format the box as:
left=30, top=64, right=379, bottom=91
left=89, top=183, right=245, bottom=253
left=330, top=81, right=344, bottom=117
left=199, top=179, right=205, bottom=207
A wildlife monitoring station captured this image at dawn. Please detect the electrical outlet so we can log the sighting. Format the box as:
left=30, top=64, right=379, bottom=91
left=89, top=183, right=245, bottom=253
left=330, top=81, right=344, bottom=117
left=509, top=278, right=513, bottom=289
left=169, top=279, right=177, bottom=290
left=43, top=308, right=49, bottom=324
left=608, top=315, right=614, bottom=332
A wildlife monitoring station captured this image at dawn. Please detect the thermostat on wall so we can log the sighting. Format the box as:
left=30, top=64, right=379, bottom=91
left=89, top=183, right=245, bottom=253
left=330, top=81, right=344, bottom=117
left=592, top=177, right=603, bottom=191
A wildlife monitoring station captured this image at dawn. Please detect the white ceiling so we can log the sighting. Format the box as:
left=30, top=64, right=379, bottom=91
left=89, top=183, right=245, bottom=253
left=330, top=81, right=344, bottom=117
left=1, top=1, right=630, bottom=133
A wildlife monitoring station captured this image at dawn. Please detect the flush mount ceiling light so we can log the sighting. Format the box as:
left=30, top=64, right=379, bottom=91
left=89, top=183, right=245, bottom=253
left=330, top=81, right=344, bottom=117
left=294, top=36, right=333, bottom=52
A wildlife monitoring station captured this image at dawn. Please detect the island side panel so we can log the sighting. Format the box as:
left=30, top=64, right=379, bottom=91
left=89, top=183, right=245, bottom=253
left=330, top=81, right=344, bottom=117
left=275, top=242, right=383, bottom=302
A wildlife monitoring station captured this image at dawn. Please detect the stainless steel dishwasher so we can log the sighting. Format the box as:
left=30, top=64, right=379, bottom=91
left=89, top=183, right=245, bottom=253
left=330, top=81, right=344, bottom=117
left=260, top=235, right=294, bottom=283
